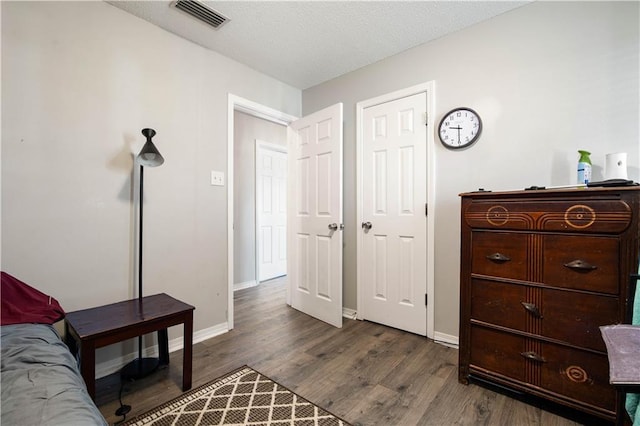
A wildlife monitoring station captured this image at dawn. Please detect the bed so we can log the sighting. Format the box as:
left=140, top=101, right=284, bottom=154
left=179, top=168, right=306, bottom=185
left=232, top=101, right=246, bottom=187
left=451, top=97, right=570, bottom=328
left=1, top=272, right=107, bottom=425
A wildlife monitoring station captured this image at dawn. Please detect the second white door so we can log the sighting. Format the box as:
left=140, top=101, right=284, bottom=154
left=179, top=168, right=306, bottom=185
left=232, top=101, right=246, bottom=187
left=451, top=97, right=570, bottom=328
left=256, top=141, right=287, bottom=282
left=360, top=92, right=428, bottom=336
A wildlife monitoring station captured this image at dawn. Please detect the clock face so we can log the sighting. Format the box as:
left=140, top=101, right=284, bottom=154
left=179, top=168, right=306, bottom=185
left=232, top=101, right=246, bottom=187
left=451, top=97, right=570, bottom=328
left=438, top=108, right=482, bottom=149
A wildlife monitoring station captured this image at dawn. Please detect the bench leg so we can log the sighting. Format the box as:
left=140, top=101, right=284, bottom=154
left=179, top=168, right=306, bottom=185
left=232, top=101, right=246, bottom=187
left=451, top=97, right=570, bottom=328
left=80, top=340, right=96, bottom=401
left=183, top=311, right=193, bottom=391
left=158, top=328, right=169, bottom=366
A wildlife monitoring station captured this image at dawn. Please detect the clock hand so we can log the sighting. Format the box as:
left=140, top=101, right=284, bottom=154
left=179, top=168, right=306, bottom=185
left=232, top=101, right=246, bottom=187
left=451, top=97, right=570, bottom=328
left=450, top=126, right=462, bottom=143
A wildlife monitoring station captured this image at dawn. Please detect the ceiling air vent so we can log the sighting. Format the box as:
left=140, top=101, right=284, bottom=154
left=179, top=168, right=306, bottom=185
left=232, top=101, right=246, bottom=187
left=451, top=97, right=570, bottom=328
left=172, top=0, right=229, bottom=30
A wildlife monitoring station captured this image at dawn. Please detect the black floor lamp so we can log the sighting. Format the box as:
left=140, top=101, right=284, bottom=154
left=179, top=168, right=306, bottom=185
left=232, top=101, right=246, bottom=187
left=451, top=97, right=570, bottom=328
left=121, top=128, right=165, bottom=381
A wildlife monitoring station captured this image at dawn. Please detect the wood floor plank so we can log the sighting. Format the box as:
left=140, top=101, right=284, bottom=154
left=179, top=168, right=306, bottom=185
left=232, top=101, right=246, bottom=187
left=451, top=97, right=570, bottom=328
left=96, top=278, right=587, bottom=425
left=344, top=383, right=401, bottom=425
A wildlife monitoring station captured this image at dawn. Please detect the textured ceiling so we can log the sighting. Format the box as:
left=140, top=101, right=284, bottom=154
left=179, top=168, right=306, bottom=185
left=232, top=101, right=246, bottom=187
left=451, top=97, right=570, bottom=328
left=106, top=1, right=529, bottom=90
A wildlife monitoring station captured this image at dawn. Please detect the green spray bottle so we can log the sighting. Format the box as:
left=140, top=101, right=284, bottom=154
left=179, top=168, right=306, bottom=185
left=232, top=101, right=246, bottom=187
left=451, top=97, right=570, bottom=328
left=577, top=150, right=592, bottom=184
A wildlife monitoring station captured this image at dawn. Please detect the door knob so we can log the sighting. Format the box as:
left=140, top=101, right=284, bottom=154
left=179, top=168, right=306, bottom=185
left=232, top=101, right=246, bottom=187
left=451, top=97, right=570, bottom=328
left=328, top=223, right=338, bottom=231
left=361, top=222, right=372, bottom=230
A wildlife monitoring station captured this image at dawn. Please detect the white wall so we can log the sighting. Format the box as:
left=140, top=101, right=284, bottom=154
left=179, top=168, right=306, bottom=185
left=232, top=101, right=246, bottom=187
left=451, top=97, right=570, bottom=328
left=1, top=1, right=300, bottom=366
left=302, top=1, right=640, bottom=338
left=233, top=111, right=286, bottom=287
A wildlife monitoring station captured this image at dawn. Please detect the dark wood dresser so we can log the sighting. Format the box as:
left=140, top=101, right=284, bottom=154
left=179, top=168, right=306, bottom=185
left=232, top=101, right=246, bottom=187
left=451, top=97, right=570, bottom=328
left=459, top=187, right=640, bottom=422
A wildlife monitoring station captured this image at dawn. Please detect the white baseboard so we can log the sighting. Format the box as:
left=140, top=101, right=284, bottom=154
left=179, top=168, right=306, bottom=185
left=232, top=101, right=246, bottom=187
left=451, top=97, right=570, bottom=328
left=433, top=331, right=459, bottom=349
left=95, top=322, right=229, bottom=379
left=342, top=307, right=357, bottom=320
left=234, top=280, right=257, bottom=292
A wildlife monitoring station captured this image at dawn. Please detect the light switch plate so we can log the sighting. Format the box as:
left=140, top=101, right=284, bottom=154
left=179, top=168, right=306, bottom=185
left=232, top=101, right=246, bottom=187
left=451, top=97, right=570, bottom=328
left=211, top=170, right=225, bottom=186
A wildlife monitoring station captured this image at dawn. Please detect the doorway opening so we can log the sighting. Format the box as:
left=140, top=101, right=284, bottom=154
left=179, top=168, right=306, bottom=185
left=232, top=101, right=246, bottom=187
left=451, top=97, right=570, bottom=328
left=233, top=114, right=287, bottom=292
left=227, top=95, right=297, bottom=330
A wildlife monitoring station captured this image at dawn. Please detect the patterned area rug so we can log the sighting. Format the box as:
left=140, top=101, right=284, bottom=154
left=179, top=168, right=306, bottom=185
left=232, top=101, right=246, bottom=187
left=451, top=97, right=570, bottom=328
left=122, top=366, right=350, bottom=425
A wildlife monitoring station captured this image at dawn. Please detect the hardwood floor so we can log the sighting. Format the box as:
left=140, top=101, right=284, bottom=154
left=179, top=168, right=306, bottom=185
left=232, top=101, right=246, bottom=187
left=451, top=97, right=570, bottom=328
left=97, top=278, right=589, bottom=425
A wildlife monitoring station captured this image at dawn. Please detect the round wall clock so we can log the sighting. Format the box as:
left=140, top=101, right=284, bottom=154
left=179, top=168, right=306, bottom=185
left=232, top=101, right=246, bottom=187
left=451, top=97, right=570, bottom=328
left=438, top=107, right=482, bottom=150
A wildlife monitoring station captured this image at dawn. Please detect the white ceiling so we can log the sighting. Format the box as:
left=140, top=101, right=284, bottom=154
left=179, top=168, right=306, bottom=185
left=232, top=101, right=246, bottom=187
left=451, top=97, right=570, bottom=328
left=106, top=1, right=530, bottom=90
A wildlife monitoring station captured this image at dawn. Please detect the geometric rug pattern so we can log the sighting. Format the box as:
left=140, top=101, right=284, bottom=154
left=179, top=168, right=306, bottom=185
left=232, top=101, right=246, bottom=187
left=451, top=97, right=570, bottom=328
left=122, top=366, right=350, bottom=426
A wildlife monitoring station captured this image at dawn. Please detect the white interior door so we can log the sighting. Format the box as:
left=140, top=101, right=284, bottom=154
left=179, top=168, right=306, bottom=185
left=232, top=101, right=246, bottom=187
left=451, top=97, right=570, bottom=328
left=288, top=103, right=343, bottom=328
left=360, top=92, right=428, bottom=336
left=256, top=141, right=287, bottom=282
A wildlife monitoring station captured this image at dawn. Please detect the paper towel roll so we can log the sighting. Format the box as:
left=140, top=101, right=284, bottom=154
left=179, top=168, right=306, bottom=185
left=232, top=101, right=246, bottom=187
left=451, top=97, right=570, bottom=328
left=605, top=152, right=628, bottom=180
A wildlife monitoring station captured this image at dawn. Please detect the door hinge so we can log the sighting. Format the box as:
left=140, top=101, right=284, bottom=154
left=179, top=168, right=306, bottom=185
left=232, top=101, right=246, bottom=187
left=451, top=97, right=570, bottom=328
left=423, top=112, right=428, bottom=126
left=425, top=203, right=428, bottom=216
left=425, top=293, right=428, bottom=306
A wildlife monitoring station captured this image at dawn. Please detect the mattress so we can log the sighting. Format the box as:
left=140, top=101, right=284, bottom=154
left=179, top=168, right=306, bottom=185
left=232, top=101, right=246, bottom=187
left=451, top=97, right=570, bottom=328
left=1, top=323, right=107, bottom=425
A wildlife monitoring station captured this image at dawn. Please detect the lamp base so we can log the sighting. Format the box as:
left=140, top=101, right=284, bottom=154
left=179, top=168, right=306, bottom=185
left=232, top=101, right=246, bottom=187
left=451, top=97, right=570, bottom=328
left=120, top=357, right=160, bottom=381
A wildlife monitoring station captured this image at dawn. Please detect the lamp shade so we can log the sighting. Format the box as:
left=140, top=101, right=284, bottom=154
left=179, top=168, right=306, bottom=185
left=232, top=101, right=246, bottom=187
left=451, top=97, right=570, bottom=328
left=136, top=128, right=164, bottom=167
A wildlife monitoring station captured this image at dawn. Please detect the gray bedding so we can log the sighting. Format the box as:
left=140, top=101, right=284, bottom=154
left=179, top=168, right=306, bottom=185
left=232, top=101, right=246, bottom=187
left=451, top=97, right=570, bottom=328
left=1, top=323, right=107, bottom=425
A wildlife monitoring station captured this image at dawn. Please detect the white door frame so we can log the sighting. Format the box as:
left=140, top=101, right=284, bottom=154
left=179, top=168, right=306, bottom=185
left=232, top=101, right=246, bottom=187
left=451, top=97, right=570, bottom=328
left=355, top=81, right=436, bottom=339
left=255, top=140, right=288, bottom=284
left=227, top=94, right=297, bottom=330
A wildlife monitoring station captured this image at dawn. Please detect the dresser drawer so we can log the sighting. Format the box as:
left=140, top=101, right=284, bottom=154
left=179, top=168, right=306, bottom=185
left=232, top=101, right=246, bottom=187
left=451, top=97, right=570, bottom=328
left=471, top=279, right=527, bottom=331
left=464, top=198, right=632, bottom=233
left=471, top=231, right=527, bottom=280
left=542, top=342, right=615, bottom=412
left=541, top=288, right=618, bottom=351
left=542, top=235, right=619, bottom=294
left=469, top=326, right=527, bottom=382
left=470, top=326, right=615, bottom=412
left=471, top=279, right=617, bottom=351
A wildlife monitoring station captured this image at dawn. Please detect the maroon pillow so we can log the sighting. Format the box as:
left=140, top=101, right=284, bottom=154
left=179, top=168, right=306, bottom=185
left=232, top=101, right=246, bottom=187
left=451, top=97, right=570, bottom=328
left=1, top=271, right=65, bottom=325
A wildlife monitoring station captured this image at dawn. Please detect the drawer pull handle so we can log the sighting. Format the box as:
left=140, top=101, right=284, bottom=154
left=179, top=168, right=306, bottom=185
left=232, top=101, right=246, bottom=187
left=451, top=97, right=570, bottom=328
left=520, top=351, right=546, bottom=363
left=563, top=259, right=597, bottom=271
left=486, top=252, right=511, bottom=262
left=521, top=302, right=543, bottom=319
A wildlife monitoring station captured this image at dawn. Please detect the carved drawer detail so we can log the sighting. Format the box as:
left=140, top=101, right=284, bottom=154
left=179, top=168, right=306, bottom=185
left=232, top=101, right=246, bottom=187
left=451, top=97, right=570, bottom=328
left=464, top=199, right=632, bottom=233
